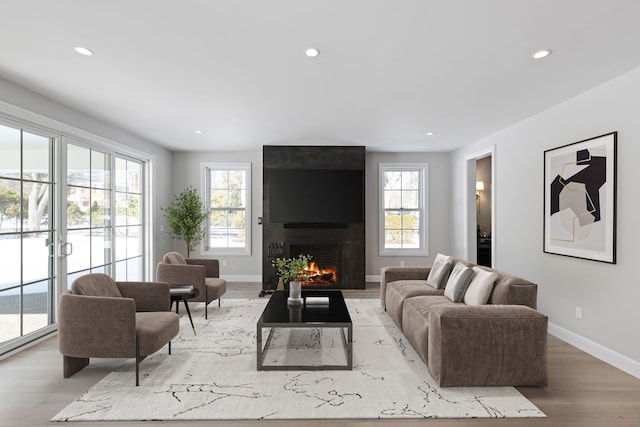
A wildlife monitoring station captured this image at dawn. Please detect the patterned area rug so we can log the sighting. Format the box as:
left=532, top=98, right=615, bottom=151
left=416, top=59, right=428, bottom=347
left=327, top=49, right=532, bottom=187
left=52, top=298, right=545, bottom=421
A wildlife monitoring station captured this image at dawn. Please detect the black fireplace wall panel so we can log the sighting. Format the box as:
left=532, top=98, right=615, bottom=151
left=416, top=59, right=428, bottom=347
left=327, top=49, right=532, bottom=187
left=263, top=146, right=366, bottom=290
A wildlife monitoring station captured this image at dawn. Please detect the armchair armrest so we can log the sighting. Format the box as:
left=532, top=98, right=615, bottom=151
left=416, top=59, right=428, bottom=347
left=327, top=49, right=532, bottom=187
left=186, top=258, right=220, bottom=278
left=156, top=262, right=206, bottom=288
left=58, top=292, right=136, bottom=358
left=380, top=267, right=431, bottom=308
left=116, top=281, right=171, bottom=312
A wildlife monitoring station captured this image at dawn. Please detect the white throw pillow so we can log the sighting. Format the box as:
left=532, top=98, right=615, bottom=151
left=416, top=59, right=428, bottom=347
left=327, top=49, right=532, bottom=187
left=426, top=253, right=452, bottom=289
left=444, top=262, right=474, bottom=302
left=464, top=267, right=498, bottom=305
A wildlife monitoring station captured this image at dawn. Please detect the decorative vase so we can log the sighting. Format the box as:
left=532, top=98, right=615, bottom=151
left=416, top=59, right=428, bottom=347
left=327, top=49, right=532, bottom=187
left=287, top=280, right=303, bottom=306
left=288, top=305, right=302, bottom=322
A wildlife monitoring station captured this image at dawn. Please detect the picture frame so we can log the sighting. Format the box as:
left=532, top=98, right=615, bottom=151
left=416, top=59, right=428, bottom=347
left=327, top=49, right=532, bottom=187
left=543, top=132, right=617, bottom=263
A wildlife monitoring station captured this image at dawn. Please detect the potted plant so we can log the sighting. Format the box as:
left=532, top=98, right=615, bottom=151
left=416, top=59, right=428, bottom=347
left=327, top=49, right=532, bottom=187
left=162, top=186, right=208, bottom=258
left=271, top=254, right=312, bottom=305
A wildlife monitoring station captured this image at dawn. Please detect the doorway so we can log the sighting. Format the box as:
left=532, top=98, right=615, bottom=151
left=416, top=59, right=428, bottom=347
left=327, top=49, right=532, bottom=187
left=475, top=156, right=492, bottom=267
left=465, top=147, right=495, bottom=267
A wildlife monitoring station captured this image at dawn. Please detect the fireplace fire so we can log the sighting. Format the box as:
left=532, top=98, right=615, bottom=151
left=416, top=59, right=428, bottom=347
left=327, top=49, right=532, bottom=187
left=288, top=242, right=340, bottom=288
left=303, top=261, right=337, bottom=286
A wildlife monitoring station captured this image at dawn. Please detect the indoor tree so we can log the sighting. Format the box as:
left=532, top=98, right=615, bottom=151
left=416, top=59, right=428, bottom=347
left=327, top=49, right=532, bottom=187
left=162, top=186, right=208, bottom=258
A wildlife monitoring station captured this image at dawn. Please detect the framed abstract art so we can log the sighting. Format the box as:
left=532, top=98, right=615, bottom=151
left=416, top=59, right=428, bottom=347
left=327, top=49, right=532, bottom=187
left=543, top=132, right=617, bottom=263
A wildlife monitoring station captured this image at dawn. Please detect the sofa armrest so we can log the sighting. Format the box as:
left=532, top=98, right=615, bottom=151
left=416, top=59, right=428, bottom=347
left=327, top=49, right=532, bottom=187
left=427, top=304, right=548, bottom=387
left=186, top=258, right=220, bottom=278
left=489, top=277, right=538, bottom=309
left=58, top=292, right=136, bottom=358
left=116, top=281, right=171, bottom=312
left=380, top=267, right=431, bottom=309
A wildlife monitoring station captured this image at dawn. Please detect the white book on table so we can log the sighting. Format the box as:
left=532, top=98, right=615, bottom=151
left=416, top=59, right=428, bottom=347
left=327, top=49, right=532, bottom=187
left=170, top=285, right=194, bottom=295
left=305, top=296, right=330, bottom=305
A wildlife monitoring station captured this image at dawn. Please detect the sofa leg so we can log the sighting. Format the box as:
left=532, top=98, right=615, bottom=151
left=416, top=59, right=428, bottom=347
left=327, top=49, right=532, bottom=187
left=168, top=341, right=172, bottom=355
left=63, top=355, right=89, bottom=378
left=218, top=298, right=221, bottom=307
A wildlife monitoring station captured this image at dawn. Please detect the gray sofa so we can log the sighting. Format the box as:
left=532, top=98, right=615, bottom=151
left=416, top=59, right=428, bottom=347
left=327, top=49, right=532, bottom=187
left=381, top=255, right=548, bottom=387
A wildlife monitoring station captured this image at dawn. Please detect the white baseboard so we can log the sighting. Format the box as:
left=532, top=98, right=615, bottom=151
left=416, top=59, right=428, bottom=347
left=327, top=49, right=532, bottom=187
left=225, top=275, right=383, bottom=285
left=366, top=275, right=381, bottom=283
left=548, top=321, right=640, bottom=379
left=222, top=275, right=262, bottom=283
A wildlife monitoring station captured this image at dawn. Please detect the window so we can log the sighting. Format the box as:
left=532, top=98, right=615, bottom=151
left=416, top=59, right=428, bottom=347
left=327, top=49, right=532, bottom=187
left=379, top=163, right=429, bottom=256
left=202, top=162, right=251, bottom=255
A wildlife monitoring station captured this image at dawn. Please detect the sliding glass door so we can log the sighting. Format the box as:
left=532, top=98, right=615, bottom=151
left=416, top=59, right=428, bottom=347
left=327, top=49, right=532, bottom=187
left=0, top=124, right=148, bottom=354
left=0, top=122, right=56, bottom=346
left=63, top=143, right=114, bottom=286
left=63, top=142, right=146, bottom=288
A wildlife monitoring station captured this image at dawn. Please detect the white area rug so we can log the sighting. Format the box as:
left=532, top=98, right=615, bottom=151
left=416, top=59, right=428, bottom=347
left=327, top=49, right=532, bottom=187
left=52, top=298, right=545, bottom=421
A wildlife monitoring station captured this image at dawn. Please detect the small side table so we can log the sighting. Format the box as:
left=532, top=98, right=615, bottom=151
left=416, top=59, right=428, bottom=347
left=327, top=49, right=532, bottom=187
left=170, top=285, right=199, bottom=335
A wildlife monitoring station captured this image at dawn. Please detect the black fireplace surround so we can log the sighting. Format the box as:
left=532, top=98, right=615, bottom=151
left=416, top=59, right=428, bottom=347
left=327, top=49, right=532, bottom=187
left=262, top=146, right=365, bottom=291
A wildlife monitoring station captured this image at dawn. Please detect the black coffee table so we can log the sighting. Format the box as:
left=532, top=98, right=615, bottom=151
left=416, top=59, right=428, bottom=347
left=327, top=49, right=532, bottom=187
left=256, top=290, right=353, bottom=371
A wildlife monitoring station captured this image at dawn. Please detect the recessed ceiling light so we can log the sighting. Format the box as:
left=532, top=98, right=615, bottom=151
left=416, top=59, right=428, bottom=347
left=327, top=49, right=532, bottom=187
left=195, top=130, right=203, bottom=134
left=532, top=49, right=552, bottom=59
left=426, top=132, right=435, bottom=136
left=305, top=48, right=320, bottom=57
left=73, top=46, right=94, bottom=56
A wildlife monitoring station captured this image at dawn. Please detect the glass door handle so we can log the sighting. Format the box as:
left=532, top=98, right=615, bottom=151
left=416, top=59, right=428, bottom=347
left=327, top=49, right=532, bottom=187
left=58, top=242, right=73, bottom=257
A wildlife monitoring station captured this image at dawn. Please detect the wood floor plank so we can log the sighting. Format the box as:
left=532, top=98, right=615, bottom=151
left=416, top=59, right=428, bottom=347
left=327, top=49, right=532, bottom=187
left=1, top=281, right=639, bottom=427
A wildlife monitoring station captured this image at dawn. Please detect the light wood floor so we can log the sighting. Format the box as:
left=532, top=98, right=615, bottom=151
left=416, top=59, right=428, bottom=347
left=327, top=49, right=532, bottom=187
left=2, top=282, right=639, bottom=427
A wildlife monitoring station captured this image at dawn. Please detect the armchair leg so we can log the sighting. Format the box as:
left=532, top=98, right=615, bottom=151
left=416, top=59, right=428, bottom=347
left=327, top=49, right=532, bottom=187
left=63, top=355, right=89, bottom=378
left=135, top=337, right=140, bottom=386
left=218, top=299, right=221, bottom=307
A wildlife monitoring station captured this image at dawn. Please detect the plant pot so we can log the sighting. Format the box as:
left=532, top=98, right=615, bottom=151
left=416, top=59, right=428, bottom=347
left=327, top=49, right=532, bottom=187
left=287, top=280, right=303, bottom=306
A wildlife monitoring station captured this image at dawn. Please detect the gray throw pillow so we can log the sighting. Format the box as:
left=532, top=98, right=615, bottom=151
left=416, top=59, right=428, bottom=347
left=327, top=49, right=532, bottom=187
left=444, top=263, right=475, bottom=302
left=426, top=256, right=452, bottom=289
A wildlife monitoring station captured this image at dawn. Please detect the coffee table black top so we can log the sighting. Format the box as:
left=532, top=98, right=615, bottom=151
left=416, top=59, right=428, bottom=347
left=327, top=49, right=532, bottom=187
left=258, top=290, right=352, bottom=325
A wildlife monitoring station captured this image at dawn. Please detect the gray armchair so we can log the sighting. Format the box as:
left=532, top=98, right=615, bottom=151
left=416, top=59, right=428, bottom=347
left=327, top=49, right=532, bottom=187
left=57, top=273, right=180, bottom=386
left=156, top=252, right=227, bottom=319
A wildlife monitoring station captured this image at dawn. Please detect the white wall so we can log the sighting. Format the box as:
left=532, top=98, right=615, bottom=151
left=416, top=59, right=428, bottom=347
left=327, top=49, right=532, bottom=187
left=0, top=76, right=175, bottom=266
left=450, top=67, right=640, bottom=374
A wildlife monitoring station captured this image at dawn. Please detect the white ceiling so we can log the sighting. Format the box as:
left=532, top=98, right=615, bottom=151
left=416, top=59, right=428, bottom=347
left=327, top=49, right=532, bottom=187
left=1, top=0, right=640, bottom=152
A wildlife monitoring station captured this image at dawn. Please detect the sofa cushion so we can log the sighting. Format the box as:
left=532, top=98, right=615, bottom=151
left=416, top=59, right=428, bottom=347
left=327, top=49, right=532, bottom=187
left=386, top=280, right=444, bottom=329
left=71, top=274, right=122, bottom=298
left=426, top=253, right=452, bottom=289
left=444, top=263, right=474, bottom=302
left=401, top=295, right=454, bottom=363
left=464, top=267, right=498, bottom=305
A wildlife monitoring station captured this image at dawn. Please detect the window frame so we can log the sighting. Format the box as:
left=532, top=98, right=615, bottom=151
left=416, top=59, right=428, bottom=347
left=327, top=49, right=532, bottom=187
left=201, top=162, right=251, bottom=256
left=378, top=163, right=429, bottom=256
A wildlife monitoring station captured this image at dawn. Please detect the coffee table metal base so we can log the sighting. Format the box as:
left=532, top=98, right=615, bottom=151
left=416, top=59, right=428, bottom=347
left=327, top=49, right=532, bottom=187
left=256, top=323, right=353, bottom=371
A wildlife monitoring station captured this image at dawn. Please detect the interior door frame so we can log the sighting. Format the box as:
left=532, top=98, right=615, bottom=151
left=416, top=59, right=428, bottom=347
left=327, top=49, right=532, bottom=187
left=464, top=146, right=496, bottom=266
